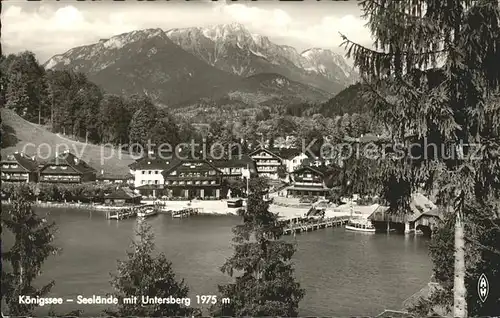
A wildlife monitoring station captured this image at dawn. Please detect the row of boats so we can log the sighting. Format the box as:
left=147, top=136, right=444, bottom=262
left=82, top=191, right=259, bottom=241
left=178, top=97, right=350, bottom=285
left=108, top=206, right=200, bottom=220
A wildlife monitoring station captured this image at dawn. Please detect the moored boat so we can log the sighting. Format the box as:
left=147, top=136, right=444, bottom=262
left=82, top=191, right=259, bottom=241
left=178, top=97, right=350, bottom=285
left=345, top=218, right=376, bottom=232
left=137, top=208, right=157, bottom=218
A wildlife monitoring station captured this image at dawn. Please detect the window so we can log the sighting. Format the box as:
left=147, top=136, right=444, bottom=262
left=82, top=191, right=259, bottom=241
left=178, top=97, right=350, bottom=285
left=142, top=180, right=146, bottom=185
left=142, top=171, right=145, bottom=174
left=148, top=171, right=152, bottom=175
left=154, top=180, right=159, bottom=184
left=155, top=171, right=159, bottom=174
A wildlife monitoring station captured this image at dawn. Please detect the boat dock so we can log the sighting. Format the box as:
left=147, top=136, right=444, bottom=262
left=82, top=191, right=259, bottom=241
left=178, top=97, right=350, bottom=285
left=105, top=204, right=159, bottom=220
left=282, top=217, right=349, bottom=235
left=171, top=208, right=203, bottom=218
left=106, top=208, right=137, bottom=220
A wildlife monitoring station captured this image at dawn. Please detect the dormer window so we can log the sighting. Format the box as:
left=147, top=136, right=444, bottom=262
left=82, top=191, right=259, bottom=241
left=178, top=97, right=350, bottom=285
left=50, top=166, right=56, bottom=170
left=61, top=166, right=67, bottom=170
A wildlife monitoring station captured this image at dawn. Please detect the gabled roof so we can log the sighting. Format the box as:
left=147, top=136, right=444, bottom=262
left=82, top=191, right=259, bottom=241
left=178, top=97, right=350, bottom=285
left=129, top=148, right=206, bottom=170
left=291, top=165, right=327, bottom=177
left=161, top=158, right=222, bottom=178
left=249, top=147, right=282, bottom=159
left=44, top=151, right=96, bottom=174
left=1, top=152, right=38, bottom=172
left=368, top=193, right=437, bottom=223
left=128, top=157, right=173, bottom=170
left=273, top=148, right=303, bottom=160
left=96, top=170, right=134, bottom=180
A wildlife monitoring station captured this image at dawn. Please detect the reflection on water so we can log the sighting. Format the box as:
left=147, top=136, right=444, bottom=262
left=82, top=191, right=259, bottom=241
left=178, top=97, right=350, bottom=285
left=1, top=207, right=432, bottom=316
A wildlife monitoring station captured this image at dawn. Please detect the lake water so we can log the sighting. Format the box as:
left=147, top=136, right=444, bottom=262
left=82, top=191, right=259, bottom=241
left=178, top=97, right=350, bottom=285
left=2, top=207, right=433, bottom=316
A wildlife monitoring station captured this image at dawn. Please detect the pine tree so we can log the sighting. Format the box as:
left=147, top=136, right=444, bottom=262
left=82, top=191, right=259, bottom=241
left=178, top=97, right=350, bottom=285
left=128, top=98, right=157, bottom=149
left=5, top=74, right=30, bottom=117
left=98, top=94, right=131, bottom=145
left=340, top=1, right=500, bottom=316
left=106, top=221, right=194, bottom=317
left=1, top=185, right=59, bottom=316
left=211, top=178, right=305, bottom=316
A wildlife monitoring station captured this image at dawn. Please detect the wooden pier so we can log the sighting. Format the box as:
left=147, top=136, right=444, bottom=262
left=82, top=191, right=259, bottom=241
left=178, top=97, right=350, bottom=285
left=106, top=208, right=136, bottom=220
left=105, top=204, right=159, bottom=220
left=282, top=217, right=349, bottom=235
left=171, top=208, right=202, bottom=218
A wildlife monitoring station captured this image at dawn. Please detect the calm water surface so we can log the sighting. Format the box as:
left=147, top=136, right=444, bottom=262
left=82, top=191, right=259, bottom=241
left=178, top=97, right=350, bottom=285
left=3, top=207, right=432, bottom=316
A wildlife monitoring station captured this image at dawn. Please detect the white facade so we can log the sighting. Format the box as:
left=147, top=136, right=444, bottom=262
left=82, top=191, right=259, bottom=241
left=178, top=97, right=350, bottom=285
left=130, top=168, right=165, bottom=188
left=284, top=153, right=308, bottom=173
left=250, top=150, right=282, bottom=180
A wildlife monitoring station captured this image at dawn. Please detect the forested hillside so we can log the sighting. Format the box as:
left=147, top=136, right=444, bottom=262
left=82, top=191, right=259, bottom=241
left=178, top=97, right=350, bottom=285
left=1, top=51, right=378, bottom=161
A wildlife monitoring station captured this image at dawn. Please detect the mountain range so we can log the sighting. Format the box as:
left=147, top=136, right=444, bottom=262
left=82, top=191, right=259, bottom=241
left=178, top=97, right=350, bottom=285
left=44, top=23, right=358, bottom=108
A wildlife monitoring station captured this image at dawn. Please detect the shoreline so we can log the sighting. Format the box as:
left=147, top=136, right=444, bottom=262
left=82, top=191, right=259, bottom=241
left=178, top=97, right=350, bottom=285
left=1, top=200, right=240, bottom=216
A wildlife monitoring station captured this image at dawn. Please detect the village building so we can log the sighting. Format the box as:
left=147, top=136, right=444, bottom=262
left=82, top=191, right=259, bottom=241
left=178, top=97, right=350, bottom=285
left=287, top=165, right=333, bottom=197
left=104, top=187, right=142, bottom=205
left=249, top=148, right=286, bottom=180
left=368, top=193, right=440, bottom=235
left=275, top=148, right=307, bottom=173
left=128, top=157, right=170, bottom=189
left=162, top=158, right=224, bottom=199
left=38, top=150, right=96, bottom=183
left=210, top=154, right=256, bottom=180
left=0, top=152, right=38, bottom=183
left=96, top=169, right=134, bottom=184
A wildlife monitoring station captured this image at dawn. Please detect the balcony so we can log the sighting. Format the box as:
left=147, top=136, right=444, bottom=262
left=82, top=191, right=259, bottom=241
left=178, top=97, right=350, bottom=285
left=293, top=182, right=324, bottom=187
left=256, top=161, right=281, bottom=166
left=164, top=176, right=220, bottom=181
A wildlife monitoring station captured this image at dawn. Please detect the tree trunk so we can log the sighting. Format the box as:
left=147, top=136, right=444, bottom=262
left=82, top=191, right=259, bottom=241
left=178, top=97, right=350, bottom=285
left=453, top=211, right=467, bottom=317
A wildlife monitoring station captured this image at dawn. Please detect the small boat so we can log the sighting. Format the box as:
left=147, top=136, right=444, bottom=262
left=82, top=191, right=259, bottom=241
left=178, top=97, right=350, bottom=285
left=227, top=198, right=243, bottom=208
left=345, top=218, right=376, bottom=232
left=137, top=208, right=157, bottom=218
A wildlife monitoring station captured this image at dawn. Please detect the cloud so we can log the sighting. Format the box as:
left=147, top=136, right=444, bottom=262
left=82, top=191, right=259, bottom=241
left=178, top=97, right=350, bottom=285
left=218, top=3, right=371, bottom=50
left=1, top=2, right=371, bottom=63
left=2, top=5, right=139, bottom=62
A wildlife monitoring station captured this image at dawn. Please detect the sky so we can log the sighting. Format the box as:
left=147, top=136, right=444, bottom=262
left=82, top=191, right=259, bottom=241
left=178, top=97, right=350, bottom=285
left=1, top=0, right=373, bottom=64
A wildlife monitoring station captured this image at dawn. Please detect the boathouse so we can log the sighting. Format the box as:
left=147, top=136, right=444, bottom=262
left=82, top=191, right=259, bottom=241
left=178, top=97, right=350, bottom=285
left=368, top=193, right=440, bottom=234
left=162, top=158, right=224, bottom=199
left=38, top=150, right=96, bottom=183
left=1, top=152, right=38, bottom=183
left=104, top=187, right=142, bottom=205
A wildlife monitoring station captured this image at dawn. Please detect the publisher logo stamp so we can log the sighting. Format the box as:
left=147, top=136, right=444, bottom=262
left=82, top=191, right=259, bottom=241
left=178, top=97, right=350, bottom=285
left=477, top=273, right=489, bottom=303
